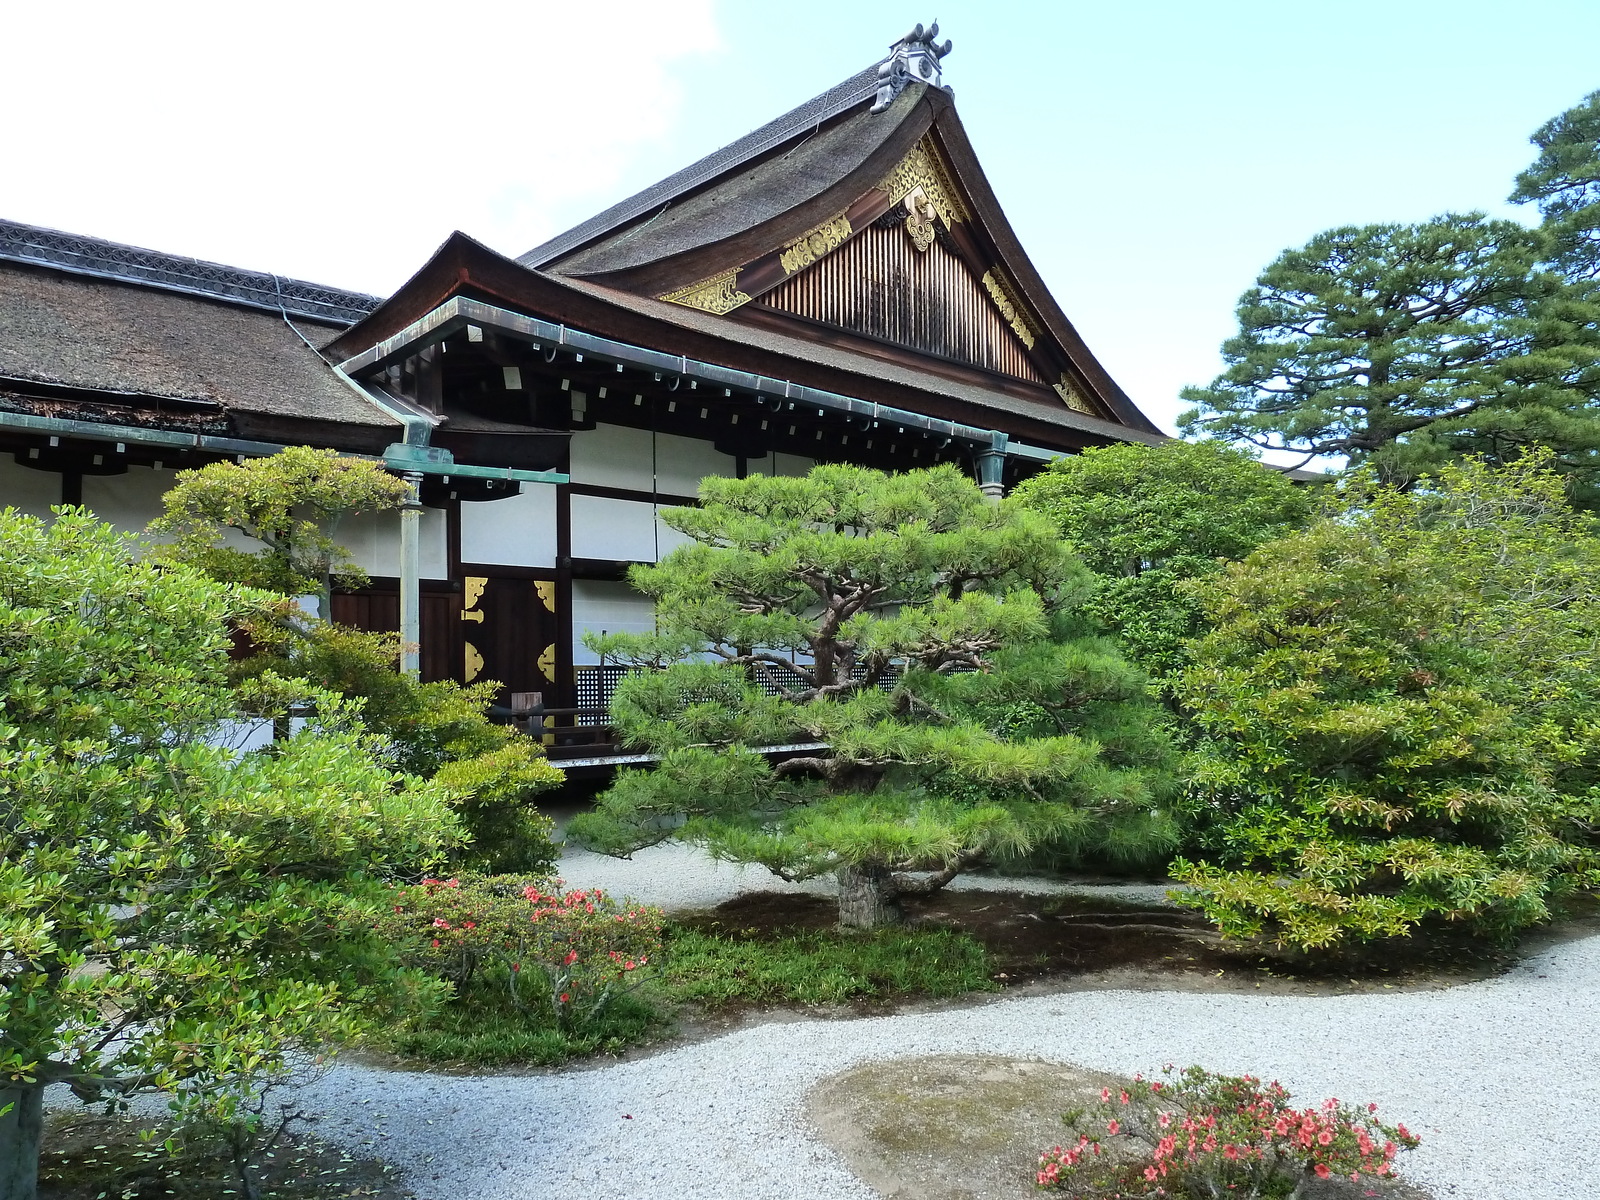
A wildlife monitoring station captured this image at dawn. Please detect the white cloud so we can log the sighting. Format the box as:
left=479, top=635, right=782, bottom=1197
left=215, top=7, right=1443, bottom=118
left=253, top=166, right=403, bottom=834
left=2, top=0, right=721, bottom=293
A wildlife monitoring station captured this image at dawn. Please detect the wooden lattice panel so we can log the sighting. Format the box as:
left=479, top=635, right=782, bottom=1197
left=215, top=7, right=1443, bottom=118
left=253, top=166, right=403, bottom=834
left=761, top=224, right=1046, bottom=383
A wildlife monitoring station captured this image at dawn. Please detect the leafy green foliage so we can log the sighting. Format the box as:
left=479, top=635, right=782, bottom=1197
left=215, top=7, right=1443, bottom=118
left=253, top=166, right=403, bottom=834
left=150, top=446, right=408, bottom=606
left=0, top=508, right=461, bottom=1198
left=570, top=464, right=1179, bottom=925
left=236, top=622, right=564, bottom=875
left=150, top=450, right=564, bottom=878
left=1179, top=215, right=1600, bottom=497
left=1512, top=87, right=1600, bottom=284
left=1012, top=441, right=1311, bottom=679
left=1172, top=455, right=1600, bottom=949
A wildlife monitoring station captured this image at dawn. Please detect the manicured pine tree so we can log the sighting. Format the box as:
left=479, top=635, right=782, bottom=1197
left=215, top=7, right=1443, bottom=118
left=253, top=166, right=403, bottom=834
left=568, top=464, right=1178, bottom=928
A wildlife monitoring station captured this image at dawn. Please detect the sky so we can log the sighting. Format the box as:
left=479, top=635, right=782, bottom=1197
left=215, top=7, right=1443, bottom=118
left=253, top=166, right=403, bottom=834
left=6, top=0, right=1600, bottom=440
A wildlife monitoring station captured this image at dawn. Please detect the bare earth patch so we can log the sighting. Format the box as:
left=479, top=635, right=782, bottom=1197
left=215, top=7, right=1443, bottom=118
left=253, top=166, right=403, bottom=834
left=806, top=1054, right=1437, bottom=1200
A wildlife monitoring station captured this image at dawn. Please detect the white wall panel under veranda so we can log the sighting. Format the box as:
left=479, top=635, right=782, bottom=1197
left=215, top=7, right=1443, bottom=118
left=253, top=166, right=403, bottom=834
left=341, top=507, right=449, bottom=580
left=570, top=493, right=657, bottom=562
left=571, top=579, right=657, bottom=666
left=81, top=464, right=178, bottom=533
left=568, top=424, right=654, bottom=490
left=746, top=452, right=815, bottom=477
left=459, top=484, right=557, bottom=567
left=0, top=457, right=67, bottom=519
left=654, top=431, right=736, bottom=496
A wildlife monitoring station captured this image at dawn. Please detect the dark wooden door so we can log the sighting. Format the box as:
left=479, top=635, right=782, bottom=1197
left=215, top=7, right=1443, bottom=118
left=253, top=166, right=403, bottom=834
left=459, top=575, right=559, bottom=705
left=330, top=583, right=460, bottom=683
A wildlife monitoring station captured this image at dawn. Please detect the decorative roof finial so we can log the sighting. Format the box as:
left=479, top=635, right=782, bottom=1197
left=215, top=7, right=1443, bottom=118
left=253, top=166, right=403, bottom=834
left=870, top=21, right=953, bottom=114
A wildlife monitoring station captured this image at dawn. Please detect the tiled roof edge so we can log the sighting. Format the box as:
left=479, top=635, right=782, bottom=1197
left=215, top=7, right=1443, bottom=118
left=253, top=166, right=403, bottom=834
left=518, top=63, right=882, bottom=270
left=0, top=218, right=382, bottom=326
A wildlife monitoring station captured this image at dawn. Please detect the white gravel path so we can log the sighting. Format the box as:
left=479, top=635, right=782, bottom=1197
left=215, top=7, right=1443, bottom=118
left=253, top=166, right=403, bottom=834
left=555, top=841, right=1185, bottom=909
left=275, top=846, right=1597, bottom=1200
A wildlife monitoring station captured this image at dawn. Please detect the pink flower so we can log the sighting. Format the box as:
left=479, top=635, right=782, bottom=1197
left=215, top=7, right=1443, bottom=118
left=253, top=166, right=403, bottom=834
left=1107, top=1120, right=1120, bottom=1136
left=1314, top=1164, right=1331, bottom=1179
left=432, top=918, right=450, bottom=928
left=1318, top=1131, right=1334, bottom=1146
left=1100, top=1088, right=1110, bottom=1101
left=1144, top=1167, right=1159, bottom=1182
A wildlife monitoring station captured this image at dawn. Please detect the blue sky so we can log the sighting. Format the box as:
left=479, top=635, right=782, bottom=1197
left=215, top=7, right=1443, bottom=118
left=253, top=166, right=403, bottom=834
left=6, top=1, right=1599, bottom=436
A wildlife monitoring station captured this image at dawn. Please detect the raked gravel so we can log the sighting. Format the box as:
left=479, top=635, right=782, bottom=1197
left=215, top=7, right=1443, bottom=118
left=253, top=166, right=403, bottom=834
left=274, top=846, right=1596, bottom=1200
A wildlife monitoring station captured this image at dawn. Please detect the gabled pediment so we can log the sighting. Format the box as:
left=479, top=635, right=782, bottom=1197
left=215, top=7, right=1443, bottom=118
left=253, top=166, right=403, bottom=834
left=521, top=45, right=1160, bottom=436
left=654, top=135, right=1109, bottom=419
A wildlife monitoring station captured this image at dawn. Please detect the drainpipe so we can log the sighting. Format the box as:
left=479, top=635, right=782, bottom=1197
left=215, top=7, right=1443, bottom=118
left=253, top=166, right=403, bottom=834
left=397, top=470, right=424, bottom=677
left=975, top=431, right=1009, bottom=501
left=330, top=364, right=441, bottom=679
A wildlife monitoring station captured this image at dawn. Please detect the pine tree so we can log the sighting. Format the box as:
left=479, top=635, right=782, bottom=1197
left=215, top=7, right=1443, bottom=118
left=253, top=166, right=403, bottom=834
left=567, top=465, right=1178, bottom=927
left=1179, top=215, right=1600, bottom=498
left=1513, top=87, right=1600, bottom=284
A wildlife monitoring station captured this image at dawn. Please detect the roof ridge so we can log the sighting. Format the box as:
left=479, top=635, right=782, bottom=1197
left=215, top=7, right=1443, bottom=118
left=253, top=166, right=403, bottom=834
left=0, top=218, right=381, bottom=326
left=518, top=63, right=883, bottom=270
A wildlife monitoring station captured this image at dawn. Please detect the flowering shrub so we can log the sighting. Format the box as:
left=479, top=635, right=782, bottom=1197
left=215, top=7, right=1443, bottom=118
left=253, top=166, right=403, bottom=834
left=1035, top=1065, right=1420, bottom=1198
left=375, top=875, right=664, bottom=1030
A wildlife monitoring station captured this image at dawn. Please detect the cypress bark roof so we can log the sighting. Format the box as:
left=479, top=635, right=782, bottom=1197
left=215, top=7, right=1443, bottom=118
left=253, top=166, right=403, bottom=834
left=521, top=64, right=884, bottom=271
left=0, top=256, right=399, bottom=440
left=514, top=55, right=1162, bottom=437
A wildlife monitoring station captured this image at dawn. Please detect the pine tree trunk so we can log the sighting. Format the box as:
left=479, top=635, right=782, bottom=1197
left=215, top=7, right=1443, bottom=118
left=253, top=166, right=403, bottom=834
left=837, top=861, right=903, bottom=929
left=0, top=1082, right=43, bottom=1200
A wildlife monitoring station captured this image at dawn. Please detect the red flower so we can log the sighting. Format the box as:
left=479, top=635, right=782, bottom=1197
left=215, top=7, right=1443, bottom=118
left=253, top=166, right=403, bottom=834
left=1314, top=1164, right=1331, bottom=1179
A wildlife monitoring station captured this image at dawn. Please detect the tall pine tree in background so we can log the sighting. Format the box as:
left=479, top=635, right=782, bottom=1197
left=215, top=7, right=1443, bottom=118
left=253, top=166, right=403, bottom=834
left=1513, top=87, right=1600, bottom=284
left=1179, top=213, right=1600, bottom=498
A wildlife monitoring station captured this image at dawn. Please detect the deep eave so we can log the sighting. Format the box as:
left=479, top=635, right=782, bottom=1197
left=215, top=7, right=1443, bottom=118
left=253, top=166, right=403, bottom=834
left=326, top=232, right=1163, bottom=453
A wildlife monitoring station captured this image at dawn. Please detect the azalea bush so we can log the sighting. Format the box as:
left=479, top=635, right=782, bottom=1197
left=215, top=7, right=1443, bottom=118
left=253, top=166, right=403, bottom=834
left=376, top=875, right=663, bottom=1031
left=1035, top=1066, right=1419, bottom=1199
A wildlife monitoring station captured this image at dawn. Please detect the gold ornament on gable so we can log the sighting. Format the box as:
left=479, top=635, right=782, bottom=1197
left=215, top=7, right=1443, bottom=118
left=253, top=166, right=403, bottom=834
left=1053, top=373, right=1097, bottom=415
left=659, top=268, right=753, bottom=315
left=980, top=268, right=1037, bottom=350
left=878, top=138, right=969, bottom=228
left=778, top=213, right=853, bottom=275
left=903, top=188, right=937, bottom=253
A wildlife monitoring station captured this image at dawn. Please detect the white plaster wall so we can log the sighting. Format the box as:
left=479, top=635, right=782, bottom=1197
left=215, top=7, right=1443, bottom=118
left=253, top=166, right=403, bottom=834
left=459, top=483, right=557, bottom=568
left=654, top=431, right=736, bottom=496
left=569, top=423, right=654, bottom=490
left=570, top=494, right=657, bottom=562
left=571, top=494, right=698, bottom=563
left=0, top=456, right=66, bottom=519
left=746, top=452, right=815, bottom=478
left=571, top=579, right=656, bottom=666
left=341, top=507, right=449, bottom=580
left=568, top=424, right=738, bottom=497
left=81, top=463, right=180, bottom=532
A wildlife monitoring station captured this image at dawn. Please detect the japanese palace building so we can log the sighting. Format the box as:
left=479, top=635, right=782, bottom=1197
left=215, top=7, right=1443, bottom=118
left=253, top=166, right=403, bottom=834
left=0, top=25, right=1166, bottom=753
